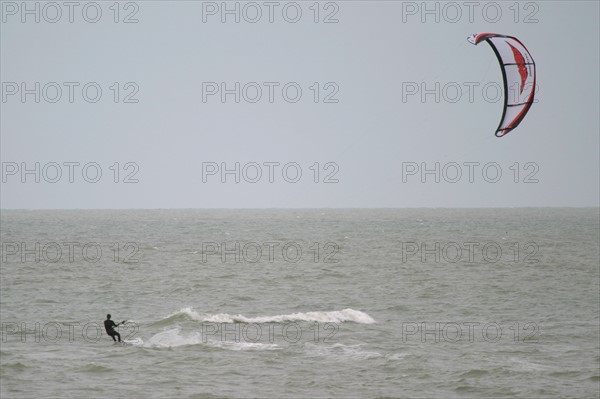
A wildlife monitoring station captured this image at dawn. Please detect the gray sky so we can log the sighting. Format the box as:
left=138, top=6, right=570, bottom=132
left=1, top=0, right=598, bottom=208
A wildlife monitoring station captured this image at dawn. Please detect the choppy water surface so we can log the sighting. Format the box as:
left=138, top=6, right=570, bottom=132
left=1, top=209, right=599, bottom=398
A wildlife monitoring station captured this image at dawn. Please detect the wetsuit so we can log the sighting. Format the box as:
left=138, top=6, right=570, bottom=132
left=104, top=319, right=121, bottom=342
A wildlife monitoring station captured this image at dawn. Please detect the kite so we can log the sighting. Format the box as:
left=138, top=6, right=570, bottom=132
left=468, top=33, right=536, bottom=137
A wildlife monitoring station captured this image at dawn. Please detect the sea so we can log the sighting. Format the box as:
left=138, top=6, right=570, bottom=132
left=1, top=208, right=599, bottom=398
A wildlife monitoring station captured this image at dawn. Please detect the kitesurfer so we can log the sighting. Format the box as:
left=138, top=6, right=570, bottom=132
left=104, top=314, right=125, bottom=342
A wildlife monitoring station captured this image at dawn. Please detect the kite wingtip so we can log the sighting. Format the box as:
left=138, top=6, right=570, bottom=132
left=495, top=129, right=510, bottom=138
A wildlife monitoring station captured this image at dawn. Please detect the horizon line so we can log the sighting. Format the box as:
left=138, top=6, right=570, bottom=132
left=1, top=206, right=599, bottom=211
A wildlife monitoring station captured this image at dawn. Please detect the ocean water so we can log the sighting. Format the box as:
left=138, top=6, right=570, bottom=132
left=1, top=208, right=599, bottom=398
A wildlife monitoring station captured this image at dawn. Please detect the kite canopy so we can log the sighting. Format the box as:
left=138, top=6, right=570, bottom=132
left=468, top=33, right=536, bottom=137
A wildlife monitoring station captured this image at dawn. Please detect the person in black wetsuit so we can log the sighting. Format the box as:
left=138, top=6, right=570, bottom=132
left=104, top=314, right=125, bottom=342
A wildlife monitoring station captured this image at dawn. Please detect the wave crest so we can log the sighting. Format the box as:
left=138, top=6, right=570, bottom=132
left=163, top=307, right=375, bottom=324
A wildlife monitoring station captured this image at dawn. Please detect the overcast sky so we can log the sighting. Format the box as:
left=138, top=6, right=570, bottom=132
left=1, top=0, right=598, bottom=208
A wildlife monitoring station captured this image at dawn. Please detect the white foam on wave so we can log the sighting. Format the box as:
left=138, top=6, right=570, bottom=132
left=124, top=337, right=144, bottom=346
left=140, top=328, right=279, bottom=351
left=164, top=307, right=201, bottom=321
left=165, top=307, right=376, bottom=324
left=144, top=328, right=201, bottom=348
left=212, top=341, right=280, bottom=351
